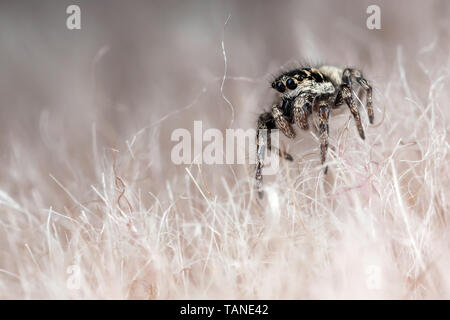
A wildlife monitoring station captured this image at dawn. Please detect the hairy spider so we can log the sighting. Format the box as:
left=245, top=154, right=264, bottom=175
left=255, top=66, right=374, bottom=198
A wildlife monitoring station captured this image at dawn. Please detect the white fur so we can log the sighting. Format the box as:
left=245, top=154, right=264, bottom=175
left=318, top=65, right=343, bottom=86
left=282, top=80, right=335, bottom=100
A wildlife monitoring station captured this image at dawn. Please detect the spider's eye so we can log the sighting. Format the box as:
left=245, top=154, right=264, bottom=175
left=286, top=78, right=297, bottom=90
left=275, top=81, right=285, bottom=93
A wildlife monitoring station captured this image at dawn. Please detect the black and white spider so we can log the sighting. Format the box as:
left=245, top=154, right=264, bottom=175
left=255, top=65, right=374, bottom=198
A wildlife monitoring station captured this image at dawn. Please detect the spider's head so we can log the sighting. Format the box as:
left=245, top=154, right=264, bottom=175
left=271, top=68, right=327, bottom=99
left=271, top=77, right=297, bottom=93
left=271, top=69, right=307, bottom=98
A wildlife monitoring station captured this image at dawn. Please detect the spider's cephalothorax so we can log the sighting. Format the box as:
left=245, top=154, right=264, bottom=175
left=255, top=66, right=374, bottom=198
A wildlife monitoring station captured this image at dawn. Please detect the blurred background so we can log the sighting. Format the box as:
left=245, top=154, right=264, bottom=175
left=0, top=0, right=447, bottom=204
left=1, top=0, right=448, bottom=174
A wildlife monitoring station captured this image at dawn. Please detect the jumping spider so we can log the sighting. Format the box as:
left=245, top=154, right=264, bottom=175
left=255, top=66, right=374, bottom=198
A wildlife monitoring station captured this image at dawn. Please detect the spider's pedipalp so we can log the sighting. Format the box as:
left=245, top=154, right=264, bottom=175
left=293, top=94, right=313, bottom=130
left=272, top=104, right=296, bottom=139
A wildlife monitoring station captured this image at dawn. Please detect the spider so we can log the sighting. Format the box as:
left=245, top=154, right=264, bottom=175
left=255, top=66, right=374, bottom=199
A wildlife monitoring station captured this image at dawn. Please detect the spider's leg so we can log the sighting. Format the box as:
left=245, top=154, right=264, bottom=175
left=293, top=93, right=314, bottom=130
left=255, top=113, right=269, bottom=199
left=318, top=100, right=330, bottom=174
left=258, top=112, right=293, bottom=160
left=355, top=77, right=374, bottom=124
left=333, top=90, right=344, bottom=108
left=343, top=68, right=374, bottom=124
left=342, top=68, right=353, bottom=85
left=272, top=104, right=296, bottom=139
left=340, top=84, right=365, bottom=140
left=255, top=112, right=293, bottom=199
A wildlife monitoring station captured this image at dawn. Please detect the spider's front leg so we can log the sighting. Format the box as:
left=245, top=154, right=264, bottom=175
left=255, top=118, right=268, bottom=199
left=255, top=112, right=293, bottom=199
left=293, top=93, right=314, bottom=130
left=318, top=100, right=330, bottom=173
